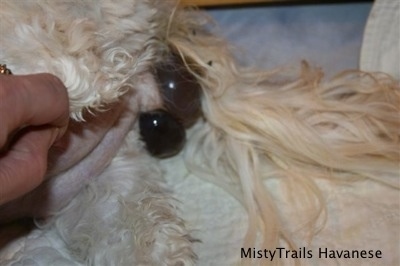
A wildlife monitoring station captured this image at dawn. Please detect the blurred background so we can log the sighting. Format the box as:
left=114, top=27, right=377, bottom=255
left=190, top=1, right=373, bottom=75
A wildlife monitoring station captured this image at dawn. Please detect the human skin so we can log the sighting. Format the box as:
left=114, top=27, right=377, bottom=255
left=0, top=73, right=69, bottom=206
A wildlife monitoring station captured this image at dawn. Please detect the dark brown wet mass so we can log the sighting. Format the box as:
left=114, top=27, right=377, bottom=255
left=139, top=52, right=202, bottom=158
left=155, top=52, right=202, bottom=128
left=139, top=110, right=186, bottom=158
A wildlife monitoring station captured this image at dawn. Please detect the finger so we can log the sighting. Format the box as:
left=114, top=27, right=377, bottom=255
left=0, top=126, right=57, bottom=205
left=0, top=73, right=69, bottom=147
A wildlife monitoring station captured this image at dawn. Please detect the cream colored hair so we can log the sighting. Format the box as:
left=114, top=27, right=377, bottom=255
left=167, top=7, right=399, bottom=266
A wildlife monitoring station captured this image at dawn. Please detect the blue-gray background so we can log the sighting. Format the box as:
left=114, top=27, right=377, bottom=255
left=208, top=2, right=372, bottom=75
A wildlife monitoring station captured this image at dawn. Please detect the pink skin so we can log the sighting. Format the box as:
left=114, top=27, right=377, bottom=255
left=0, top=92, right=138, bottom=223
left=46, top=102, right=127, bottom=177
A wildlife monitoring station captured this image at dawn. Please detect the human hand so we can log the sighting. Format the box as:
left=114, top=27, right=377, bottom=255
left=0, top=73, right=69, bottom=206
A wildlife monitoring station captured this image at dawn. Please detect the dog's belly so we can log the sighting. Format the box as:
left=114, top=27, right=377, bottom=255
left=0, top=93, right=139, bottom=223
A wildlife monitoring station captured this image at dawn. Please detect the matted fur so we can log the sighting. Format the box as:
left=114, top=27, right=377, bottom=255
left=0, top=1, right=399, bottom=266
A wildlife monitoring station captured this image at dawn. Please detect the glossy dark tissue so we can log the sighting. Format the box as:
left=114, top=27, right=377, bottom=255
left=139, top=110, right=186, bottom=158
left=155, top=53, right=202, bottom=128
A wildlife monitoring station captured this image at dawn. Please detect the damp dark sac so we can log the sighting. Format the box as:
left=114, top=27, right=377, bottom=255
left=139, top=52, right=202, bottom=158
left=154, top=52, right=202, bottom=128
left=139, top=110, right=186, bottom=158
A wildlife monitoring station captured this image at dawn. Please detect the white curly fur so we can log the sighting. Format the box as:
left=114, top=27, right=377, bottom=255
left=0, top=1, right=196, bottom=265
left=0, top=0, right=399, bottom=266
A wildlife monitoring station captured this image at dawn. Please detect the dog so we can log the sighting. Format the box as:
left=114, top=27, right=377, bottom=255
left=0, top=0, right=399, bottom=265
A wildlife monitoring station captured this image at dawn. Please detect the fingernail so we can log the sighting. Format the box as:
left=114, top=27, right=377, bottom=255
left=49, top=128, right=60, bottom=147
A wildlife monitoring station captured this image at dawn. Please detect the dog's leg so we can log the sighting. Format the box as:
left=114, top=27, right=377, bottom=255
left=40, top=131, right=196, bottom=266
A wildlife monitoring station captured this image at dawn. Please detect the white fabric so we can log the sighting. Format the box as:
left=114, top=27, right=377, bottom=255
left=360, top=0, right=399, bottom=78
